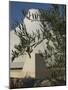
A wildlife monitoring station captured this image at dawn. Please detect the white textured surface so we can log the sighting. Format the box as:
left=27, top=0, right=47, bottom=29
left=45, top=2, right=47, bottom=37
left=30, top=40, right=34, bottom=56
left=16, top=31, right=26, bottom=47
left=10, top=30, right=20, bottom=61
left=10, top=30, right=25, bottom=68
left=10, top=30, right=20, bottom=51
left=24, top=9, right=44, bottom=34
left=22, top=53, right=35, bottom=78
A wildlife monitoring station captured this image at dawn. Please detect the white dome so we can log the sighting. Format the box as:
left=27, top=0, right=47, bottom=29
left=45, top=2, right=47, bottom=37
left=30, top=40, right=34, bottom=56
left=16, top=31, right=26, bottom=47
left=23, top=9, right=44, bottom=35
left=26, top=9, right=41, bottom=20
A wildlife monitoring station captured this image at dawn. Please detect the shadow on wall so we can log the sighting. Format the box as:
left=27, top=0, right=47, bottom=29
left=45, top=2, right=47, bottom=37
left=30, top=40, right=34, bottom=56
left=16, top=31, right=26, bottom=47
left=35, top=54, right=49, bottom=79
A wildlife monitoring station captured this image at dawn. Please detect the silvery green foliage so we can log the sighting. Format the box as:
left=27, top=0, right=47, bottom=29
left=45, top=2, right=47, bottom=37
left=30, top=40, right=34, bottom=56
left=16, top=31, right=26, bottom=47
left=11, top=7, right=66, bottom=69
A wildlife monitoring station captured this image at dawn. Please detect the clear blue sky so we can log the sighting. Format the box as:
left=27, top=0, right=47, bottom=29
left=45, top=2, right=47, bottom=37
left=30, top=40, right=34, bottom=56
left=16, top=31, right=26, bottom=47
left=9, top=1, right=51, bottom=28
left=9, top=1, right=63, bottom=29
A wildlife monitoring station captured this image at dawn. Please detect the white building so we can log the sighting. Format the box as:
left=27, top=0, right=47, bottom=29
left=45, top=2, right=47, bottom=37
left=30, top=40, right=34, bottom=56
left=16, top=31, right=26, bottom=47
left=10, top=9, right=56, bottom=79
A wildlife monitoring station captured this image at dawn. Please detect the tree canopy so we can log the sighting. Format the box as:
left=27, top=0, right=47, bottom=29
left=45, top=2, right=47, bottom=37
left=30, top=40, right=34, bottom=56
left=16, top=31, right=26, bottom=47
left=11, top=4, right=66, bottom=69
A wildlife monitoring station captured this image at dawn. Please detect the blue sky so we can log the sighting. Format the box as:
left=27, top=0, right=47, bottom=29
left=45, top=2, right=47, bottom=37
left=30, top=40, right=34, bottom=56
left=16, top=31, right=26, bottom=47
left=9, top=1, right=64, bottom=29
left=9, top=1, right=51, bottom=28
